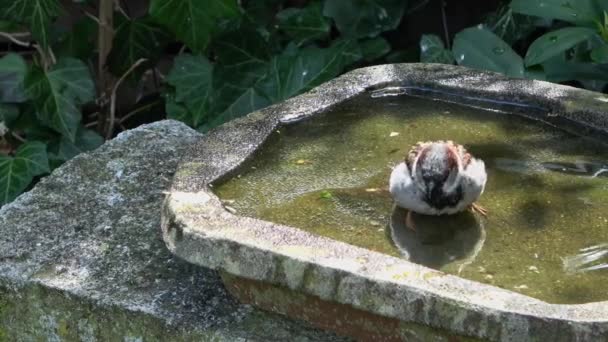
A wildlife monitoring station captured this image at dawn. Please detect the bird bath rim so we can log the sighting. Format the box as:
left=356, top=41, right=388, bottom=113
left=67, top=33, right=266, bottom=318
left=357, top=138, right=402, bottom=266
left=161, top=63, right=608, bottom=341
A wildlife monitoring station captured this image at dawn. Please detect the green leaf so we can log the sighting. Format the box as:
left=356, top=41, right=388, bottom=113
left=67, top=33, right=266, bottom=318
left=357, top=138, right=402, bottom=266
left=323, top=0, right=407, bottom=38
left=591, top=44, right=608, bottom=62
left=166, top=54, right=214, bottom=127
left=277, top=2, right=331, bottom=46
left=54, top=17, right=97, bottom=60
left=359, top=37, right=391, bottom=61
left=453, top=26, right=524, bottom=77
left=542, top=57, right=608, bottom=81
left=149, top=0, right=240, bottom=53
left=15, top=140, right=49, bottom=176
left=510, top=0, right=599, bottom=26
left=256, top=40, right=361, bottom=102
left=108, top=16, right=171, bottom=80
left=0, top=53, right=27, bottom=103
left=419, top=34, right=454, bottom=64
left=0, top=140, right=49, bottom=205
left=165, top=91, right=194, bottom=127
left=49, top=127, right=103, bottom=163
left=0, top=104, right=19, bottom=127
left=485, top=6, right=538, bottom=45
left=525, top=27, right=597, bottom=66
left=0, top=0, right=61, bottom=48
left=243, top=0, right=282, bottom=27
left=212, top=24, right=272, bottom=69
left=203, top=88, right=271, bottom=131
left=25, top=58, right=95, bottom=141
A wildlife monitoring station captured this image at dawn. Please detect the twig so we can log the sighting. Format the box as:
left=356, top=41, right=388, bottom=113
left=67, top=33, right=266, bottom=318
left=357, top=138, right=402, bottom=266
left=119, top=99, right=161, bottom=124
left=108, top=58, right=148, bottom=139
left=0, top=31, right=53, bottom=69
left=11, top=132, right=26, bottom=143
left=407, top=0, right=431, bottom=14
left=114, top=0, right=130, bottom=19
left=82, top=10, right=101, bottom=25
left=0, top=31, right=31, bottom=47
left=441, top=0, right=450, bottom=49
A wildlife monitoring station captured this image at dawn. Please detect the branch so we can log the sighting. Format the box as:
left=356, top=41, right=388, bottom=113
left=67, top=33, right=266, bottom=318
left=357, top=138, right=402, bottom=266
left=0, top=31, right=31, bottom=47
left=107, top=58, right=148, bottom=139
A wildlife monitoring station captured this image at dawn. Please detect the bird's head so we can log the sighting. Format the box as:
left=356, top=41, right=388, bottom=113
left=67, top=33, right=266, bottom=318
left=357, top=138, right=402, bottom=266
left=411, top=142, right=463, bottom=196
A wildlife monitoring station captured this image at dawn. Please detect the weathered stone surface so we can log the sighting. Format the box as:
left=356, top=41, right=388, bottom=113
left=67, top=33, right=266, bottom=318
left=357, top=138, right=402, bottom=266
left=163, top=64, right=608, bottom=342
left=0, top=120, right=347, bottom=341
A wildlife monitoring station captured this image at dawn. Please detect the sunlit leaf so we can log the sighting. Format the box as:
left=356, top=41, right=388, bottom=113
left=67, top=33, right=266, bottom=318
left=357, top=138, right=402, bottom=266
left=25, top=58, right=95, bottom=141
left=452, top=26, right=524, bottom=77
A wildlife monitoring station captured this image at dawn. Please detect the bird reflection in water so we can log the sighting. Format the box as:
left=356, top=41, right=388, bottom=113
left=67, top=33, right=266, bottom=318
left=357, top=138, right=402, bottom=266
left=388, top=206, right=486, bottom=274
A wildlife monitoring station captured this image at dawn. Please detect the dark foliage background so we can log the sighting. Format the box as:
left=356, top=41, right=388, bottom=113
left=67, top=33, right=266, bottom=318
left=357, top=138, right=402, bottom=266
left=0, top=0, right=607, bottom=206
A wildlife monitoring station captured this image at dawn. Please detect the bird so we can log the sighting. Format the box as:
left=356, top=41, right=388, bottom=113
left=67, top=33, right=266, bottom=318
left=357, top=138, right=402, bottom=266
left=389, top=140, right=487, bottom=230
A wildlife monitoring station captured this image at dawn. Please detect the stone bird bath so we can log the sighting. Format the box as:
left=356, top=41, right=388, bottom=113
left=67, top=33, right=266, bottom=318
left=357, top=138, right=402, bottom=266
left=161, top=64, right=608, bottom=341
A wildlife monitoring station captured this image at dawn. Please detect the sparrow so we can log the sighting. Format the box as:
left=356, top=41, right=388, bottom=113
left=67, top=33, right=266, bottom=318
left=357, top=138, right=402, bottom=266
left=389, top=140, right=487, bottom=230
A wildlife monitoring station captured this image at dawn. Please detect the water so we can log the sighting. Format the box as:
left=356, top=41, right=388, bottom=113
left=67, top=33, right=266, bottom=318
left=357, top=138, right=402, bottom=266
left=214, top=94, right=608, bottom=304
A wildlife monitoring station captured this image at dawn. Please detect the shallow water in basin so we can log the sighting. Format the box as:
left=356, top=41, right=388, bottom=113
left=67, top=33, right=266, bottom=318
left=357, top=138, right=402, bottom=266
left=214, top=94, right=608, bottom=304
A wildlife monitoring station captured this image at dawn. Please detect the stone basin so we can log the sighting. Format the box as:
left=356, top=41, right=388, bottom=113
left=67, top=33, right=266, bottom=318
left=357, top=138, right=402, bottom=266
left=161, top=63, right=608, bottom=341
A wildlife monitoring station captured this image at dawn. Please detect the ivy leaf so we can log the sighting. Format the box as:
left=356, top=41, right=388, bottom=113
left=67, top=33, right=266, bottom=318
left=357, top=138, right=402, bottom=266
left=485, top=6, right=538, bottom=45
left=256, top=40, right=361, bottom=102
left=510, top=0, right=599, bottom=26
left=0, top=104, right=19, bottom=127
left=149, top=0, right=240, bottom=53
left=0, top=141, right=49, bottom=206
left=419, top=34, right=454, bottom=64
left=25, top=58, right=95, bottom=141
left=0, top=53, right=28, bottom=103
left=0, top=0, right=61, bottom=48
left=48, top=127, right=103, bottom=165
left=359, top=37, right=391, bottom=61
left=452, top=26, right=524, bottom=78
left=202, top=87, right=271, bottom=131
left=323, top=0, right=407, bottom=38
left=525, top=27, right=597, bottom=66
left=166, top=54, right=214, bottom=127
left=15, top=140, right=49, bottom=176
left=108, top=16, right=171, bottom=80
left=212, top=23, right=272, bottom=70
left=277, top=1, right=331, bottom=46
left=54, top=17, right=97, bottom=60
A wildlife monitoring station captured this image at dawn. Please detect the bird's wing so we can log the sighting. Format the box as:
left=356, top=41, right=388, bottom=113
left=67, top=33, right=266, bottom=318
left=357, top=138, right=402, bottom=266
left=406, top=141, right=431, bottom=171
left=460, top=157, right=487, bottom=206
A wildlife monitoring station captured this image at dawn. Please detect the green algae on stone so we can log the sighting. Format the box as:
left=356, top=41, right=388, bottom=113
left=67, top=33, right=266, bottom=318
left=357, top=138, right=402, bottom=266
left=215, top=94, right=608, bottom=304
